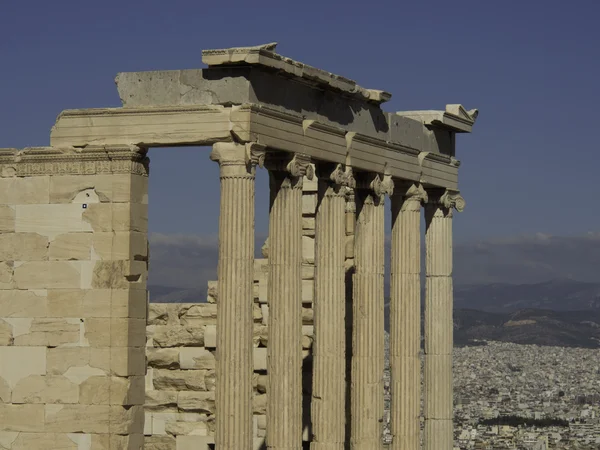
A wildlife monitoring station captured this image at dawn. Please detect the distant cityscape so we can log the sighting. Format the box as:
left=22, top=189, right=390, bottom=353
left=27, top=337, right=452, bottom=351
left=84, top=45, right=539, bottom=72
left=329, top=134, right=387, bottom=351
left=382, top=337, right=600, bottom=449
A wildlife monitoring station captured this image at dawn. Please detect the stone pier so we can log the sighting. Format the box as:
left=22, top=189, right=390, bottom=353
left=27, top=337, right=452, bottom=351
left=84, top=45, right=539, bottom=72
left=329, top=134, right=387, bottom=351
left=389, top=183, right=427, bottom=450
left=0, top=43, right=477, bottom=450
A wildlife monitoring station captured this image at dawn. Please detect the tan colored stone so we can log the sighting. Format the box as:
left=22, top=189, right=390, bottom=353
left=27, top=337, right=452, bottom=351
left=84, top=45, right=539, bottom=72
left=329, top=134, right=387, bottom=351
left=147, top=348, right=179, bottom=368
left=12, top=375, right=79, bottom=404
left=302, top=193, right=317, bottom=214
left=0, top=376, right=10, bottom=403
left=153, top=369, right=207, bottom=391
left=110, top=347, right=146, bottom=376
left=0, top=205, right=15, bottom=232
left=11, top=432, right=78, bottom=449
left=48, top=233, right=92, bottom=260
left=0, top=320, right=12, bottom=346
left=253, top=347, right=267, bottom=371
left=176, top=435, right=214, bottom=450
left=91, top=231, right=148, bottom=261
left=113, top=203, right=148, bottom=232
left=302, top=235, right=315, bottom=264
left=152, top=326, right=204, bottom=348
left=145, top=389, right=178, bottom=408
left=82, top=203, right=113, bottom=232
left=0, top=346, right=46, bottom=389
left=84, top=317, right=145, bottom=348
left=177, top=391, right=215, bottom=413
left=203, top=325, right=216, bottom=348
left=0, top=262, right=14, bottom=289
left=178, top=304, right=217, bottom=327
left=49, top=174, right=112, bottom=203
left=45, top=404, right=110, bottom=433
left=253, top=393, right=267, bottom=415
left=111, top=289, right=146, bottom=319
left=178, top=348, right=215, bottom=370
left=0, top=233, right=49, bottom=261
left=14, top=318, right=80, bottom=347
left=13, top=261, right=81, bottom=289
left=79, top=375, right=110, bottom=404
left=0, top=404, right=45, bottom=432
left=0, top=290, right=47, bottom=318
left=147, top=303, right=169, bottom=325
left=0, top=177, right=49, bottom=205
left=109, top=405, right=144, bottom=434
left=164, top=420, right=209, bottom=436
left=16, top=204, right=93, bottom=238
left=46, top=347, right=110, bottom=375
left=144, top=435, right=176, bottom=450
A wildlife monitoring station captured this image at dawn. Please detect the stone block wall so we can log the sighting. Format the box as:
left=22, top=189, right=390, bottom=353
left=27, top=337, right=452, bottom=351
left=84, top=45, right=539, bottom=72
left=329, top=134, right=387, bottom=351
left=0, top=147, right=149, bottom=450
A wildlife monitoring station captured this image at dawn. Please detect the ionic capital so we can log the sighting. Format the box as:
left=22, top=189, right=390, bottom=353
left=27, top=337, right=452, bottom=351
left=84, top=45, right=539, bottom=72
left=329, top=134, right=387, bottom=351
left=356, top=172, right=394, bottom=199
left=393, top=182, right=428, bottom=204
left=428, top=188, right=465, bottom=212
left=286, top=153, right=314, bottom=180
left=210, top=142, right=266, bottom=176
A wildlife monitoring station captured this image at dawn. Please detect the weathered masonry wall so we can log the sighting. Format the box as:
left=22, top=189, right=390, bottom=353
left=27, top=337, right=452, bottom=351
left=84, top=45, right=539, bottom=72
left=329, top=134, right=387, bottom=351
left=0, top=147, right=149, bottom=450
left=144, top=177, right=319, bottom=450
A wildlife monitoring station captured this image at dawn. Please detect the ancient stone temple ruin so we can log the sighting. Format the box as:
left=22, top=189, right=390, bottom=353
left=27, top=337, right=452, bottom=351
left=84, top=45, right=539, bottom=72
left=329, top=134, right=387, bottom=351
left=0, top=43, right=477, bottom=449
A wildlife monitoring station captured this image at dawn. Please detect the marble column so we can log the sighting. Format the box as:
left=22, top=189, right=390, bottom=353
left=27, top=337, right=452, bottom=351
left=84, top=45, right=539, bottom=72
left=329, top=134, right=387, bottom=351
left=210, top=142, right=264, bottom=450
left=350, top=173, right=393, bottom=450
left=311, top=164, right=354, bottom=450
left=267, top=153, right=313, bottom=450
left=390, top=183, right=427, bottom=450
left=423, top=189, right=464, bottom=450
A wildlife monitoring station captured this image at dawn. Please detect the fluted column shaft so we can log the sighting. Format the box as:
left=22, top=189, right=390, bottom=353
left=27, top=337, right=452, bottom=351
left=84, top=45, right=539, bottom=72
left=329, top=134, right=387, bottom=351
left=423, top=189, right=464, bottom=450
left=211, top=142, right=262, bottom=450
left=350, top=174, right=392, bottom=450
left=390, top=184, right=427, bottom=450
left=267, top=153, right=312, bottom=450
left=311, top=165, right=353, bottom=450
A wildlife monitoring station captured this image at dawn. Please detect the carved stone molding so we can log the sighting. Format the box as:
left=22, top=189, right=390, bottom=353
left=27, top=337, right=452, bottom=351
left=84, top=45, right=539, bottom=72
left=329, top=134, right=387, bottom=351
left=0, top=145, right=149, bottom=177
left=286, top=153, right=314, bottom=180
left=356, top=172, right=394, bottom=199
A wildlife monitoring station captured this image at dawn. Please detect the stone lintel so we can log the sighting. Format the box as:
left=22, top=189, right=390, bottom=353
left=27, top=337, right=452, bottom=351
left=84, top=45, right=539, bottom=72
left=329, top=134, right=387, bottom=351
left=48, top=104, right=460, bottom=190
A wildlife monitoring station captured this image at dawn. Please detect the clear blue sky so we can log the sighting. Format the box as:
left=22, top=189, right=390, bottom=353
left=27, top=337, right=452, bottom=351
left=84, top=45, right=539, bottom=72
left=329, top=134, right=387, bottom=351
left=2, top=0, right=599, bottom=243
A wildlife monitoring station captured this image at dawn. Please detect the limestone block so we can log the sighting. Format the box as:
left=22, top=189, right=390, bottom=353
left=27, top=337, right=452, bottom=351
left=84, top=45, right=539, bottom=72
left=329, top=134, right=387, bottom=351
left=110, top=347, right=146, bottom=376
left=111, top=318, right=146, bottom=347
left=0, top=262, right=14, bottom=289
left=48, top=233, right=92, bottom=261
left=147, top=348, right=179, bottom=368
left=302, top=279, right=314, bottom=303
left=177, top=391, right=215, bottom=413
left=145, top=389, right=178, bottom=408
left=7, top=432, right=78, bottom=449
left=260, top=304, right=269, bottom=325
left=0, top=176, right=49, bottom=205
left=49, top=174, right=112, bottom=203
left=112, top=289, right=146, bottom=319
left=0, top=346, right=46, bottom=389
left=203, top=325, right=216, bottom=349
left=165, top=420, right=209, bottom=436
left=45, top=404, right=109, bottom=433
left=16, top=204, right=93, bottom=238
left=46, top=347, right=110, bottom=376
left=0, top=377, right=10, bottom=402
left=302, top=307, right=313, bottom=324
left=151, top=412, right=179, bottom=435
left=0, top=233, right=49, bottom=261
left=345, top=234, right=354, bottom=258
left=301, top=263, right=315, bottom=280
left=113, top=203, right=148, bottom=232
left=253, top=393, right=267, bottom=414
left=152, top=326, right=205, bottom=348
left=145, top=435, right=176, bottom=450
left=12, top=375, right=79, bottom=404
left=176, top=435, right=214, bottom=450
left=0, top=404, right=45, bottom=432
left=256, top=375, right=267, bottom=394
left=81, top=204, right=113, bottom=232
left=82, top=375, right=145, bottom=405
left=255, top=325, right=267, bottom=347
left=91, top=260, right=147, bottom=290
left=178, top=304, right=217, bottom=327
left=14, top=318, right=80, bottom=347
left=302, top=335, right=313, bottom=350
left=13, top=261, right=81, bottom=289
left=253, top=347, right=267, bottom=371
left=179, top=348, right=215, bottom=370
left=105, top=433, right=145, bottom=450
left=0, top=320, right=12, bottom=346
left=0, top=205, right=15, bottom=232
left=47, top=289, right=110, bottom=318
left=148, top=303, right=169, bottom=325
left=257, top=273, right=268, bottom=304
left=79, top=375, right=110, bottom=404
left=302, top=235, right=315, bottom=264
left=153, top=369, right=207, bottom=391
left=109, top=405, right=145, bottom=434
left=0, top=290, right=47, bottom=318
left=302, top=193, right=318, bottom=215
left=303, top=173, right=318, bottom=192
left=92, top=232, right=148, bottom=261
